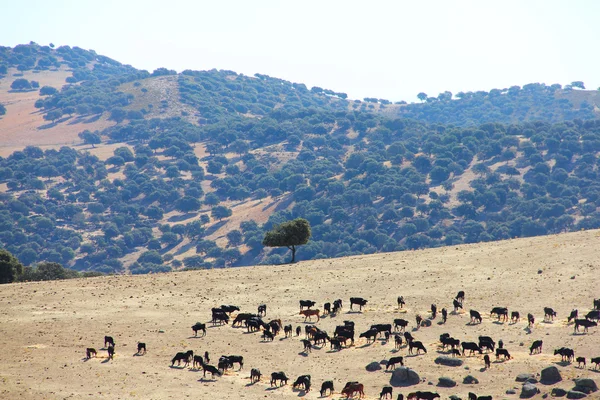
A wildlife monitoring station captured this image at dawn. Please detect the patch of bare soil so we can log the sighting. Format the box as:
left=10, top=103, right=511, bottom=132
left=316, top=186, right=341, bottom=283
left=1, top=230, right=599, bottom=399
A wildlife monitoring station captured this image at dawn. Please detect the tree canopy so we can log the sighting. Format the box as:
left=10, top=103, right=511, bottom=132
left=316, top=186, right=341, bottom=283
left=262, top=218, right=311, bottom=263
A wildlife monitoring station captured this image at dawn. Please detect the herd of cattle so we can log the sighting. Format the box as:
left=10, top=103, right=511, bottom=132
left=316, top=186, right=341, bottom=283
left=84, top=294, right=600, bottom=399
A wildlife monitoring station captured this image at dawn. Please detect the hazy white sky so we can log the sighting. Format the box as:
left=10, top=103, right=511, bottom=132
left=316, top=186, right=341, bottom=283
left=3, top=0, right=599, bottom=101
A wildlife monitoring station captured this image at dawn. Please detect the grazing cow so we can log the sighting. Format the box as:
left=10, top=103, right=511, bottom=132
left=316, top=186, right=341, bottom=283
left=453, top=299, right=463, bottom=312
left=440, top=336, right=460, bottom=350
left=554, top=347, right=575, bottom=362
left=511, top=311, right=520, bottom=323
left=498, top=340, right=504, bottom=349
left=335, top=325, right=354, bottom=337
left=394, top=318, right=409, bottom=332
left=479, top=341, right=494, bottom=353
left=403, top=332, right=414, bottom=343
left=450, top=348, right=461, bottom=357
left=586, top=310, right=600, bottom=321
left=409, top=340, right=427, bottom=354
left=371, top=324, right=393, bottom=337
left=529, top=340, right=543, bottom=355
left=470, top=310, right=482, bottom=324
left=360, top=329, right=378, bottom=344
left=192, top=322, right=206, bottom=337
left=258, top=304, right=267, bottom=316
left=320, top=380, right=334, bottom=397
left=350, top=297, right=368, bottom=311
left=107, top=345, right=115, bottom=360
left=250, top=368, right=261, bottom=383
left=455, top=290, right=465, bottom=304
left=528, top=313, right=535, bottom=328
left=104, top=336, right=115, bottom=348
left=333, top=299, right=343, bottom=313
left=415, top=315, right=423, bottom=328
left=398, top=296, right=406, bottom=308
left=313, top=331, right=330, bottom=346
left=478, top=336, right=495, bottom=348
left=544, top=307, right=557, bottom=321
left=395, top=334, right=403, bottom=349
left=336, top=330, right=355, bottom=346
left=344, top=320, right=355, bottom=329
left=574, top=318, right=597, bottom=333
left=220, top=305, right=240, bottom=314
left=576, top=357, right=586, bottom=368
left=484, top=354, right=490, bottom=368
left=202, top=363, right=221, bottom=378
left=262, top=330, right=274, bottom=342
left=380, top=386, right=393, bottom=399
left=268, top=319, right=282, bottom=335
left=568, top=309, right=578, bottom=323
left=299, top=300, right=316, bottom=310
left=407, top=392, right=440, bottom=400
left=594, top=299, right=600, bottom=310
left=217, top=357, right=233, bottom=372
left=302, top=339, right=312, bottom=353
left=490, top=307, right=509, bottom=322
left=293, top=375, right=311, bottom=392
left=222, top=355, right=243, bottom=369
left=193, top=355, right=204, bottom=369
left=591, top=357, right=600, bottom=369
left=430, top=304, right=437, bottom=319
left=296, top=326, right=301, bottom=336
left=246, top=318, right=263, bottom=333
left=137, top=342, right=146, bottom=355
left=284, top=324, right=293, bottom=337
left=86, top=348, right=97, bottom=359
left=462, top=342, right=482, bottom=356
left=204, top=351, right=210, bottom=363
left=171, top=350, right=193, bottom=367
left=305, top=325, right=319, bottom=339
left=324, top=302, right=331, bottom=315
left=300, top=309, right=320, bottom=322
left=232, top=313, right=257, bottom=327
left=212, top=311, right=229, bottom=325
left=496, top=348, right=511, bottom=360
left=441, top=308, right=447, bottom=323
left=341, top=382, right=365, bottom=398
left=386, top=356, right=404, bottom=370
left=330, top=338, right=342, bottom=351
left=270, top=371, right=289, bottom=387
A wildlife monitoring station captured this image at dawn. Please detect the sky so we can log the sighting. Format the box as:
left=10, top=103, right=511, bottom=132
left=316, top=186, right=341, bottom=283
left=2, top=0, right=599, bottom=102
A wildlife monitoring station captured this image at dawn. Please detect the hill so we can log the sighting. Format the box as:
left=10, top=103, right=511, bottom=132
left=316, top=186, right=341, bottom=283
left=2, top=43, right=600, bottom=276
left=1, top=229, right=599, bottom=399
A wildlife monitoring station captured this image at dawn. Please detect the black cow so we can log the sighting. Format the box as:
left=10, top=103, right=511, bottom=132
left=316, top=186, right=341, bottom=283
left=212, top=311, right=229, bottom=325
left=398, top=296, right=406, bottom=308
left=320, top=381, right=334, bottom=397
left=455, top=290, right=465, bottom=304
left=380, top=386, right=393, bottom=399
left=343, top=320, right=355, bottom=329
left=408, top=391, right=440, bottom=400
left=202, top=363, right=221, bottom=378
left=409, top=340, right=427, bottom=354
left=496, top=348, right=511, bottom=360
left=86, top=348, right=97, bottom=359
left=324, top=302, right=331, bottom=315
left=398, top=394, right=404, bottom=400
left=511, top=311, right=520, bottom=323
left=478, top=336, right=495, bottom=352
left=403, top=332, right=414, bottom=343
left=296, top=326, right=301, bottom=336
left=441, top=308, right=447, bottom=323
left=371, top=324, right=392, bottom=336
left=193, top=355, right=204, bottom=369
left=490, top=307, right=508, bottom=322
left=268, top=319, right=282, bottom=336
left=220, top=305, right=240, bottom=314
left=450, top=348, right=461, bottom=357
left=594, top=299, right=600, bottom=310
left=107, top=345, right=115, bottom=360
left=415, top=314, right=423, bottom=328
left=441, top=337, right=460, bottom=350
left=360, top=328, right=378, bottom=343
left=104, top=336, right=115, bottom=348
left=336, top=330, right=355, bottom=346
left=470, top=310, right=482, bottom=324
left=293, top=375, right=311, bottom=391
left=333, top=299, right=343, bottom=313
left=262, top=330, right=274, bottom=341
left=586, top=310, right=600, bottom=321
left=591, top=357, right=600, bottom=369
left=299, top=300, right=316, bottom=310
left=270, top=371, right=289, bottom=387
left=222, top=355, right=243, bottom=369
left=387, top=356, right=404, bottom=369
left=453, top=299, right=463, bottom=312
left=192, top=322, right=206, bottom=337
left=232, top=313, right=257, bottom=327
left=576, top=357, right=586, bottom=368
left=302, top=339, right=312, bottom=353
left=462, top=342, right=482, bottom=356
left=575, top=318, right=597, bottom=333
left=258, top=304, right=267, bottom=316
left=284, top=324, right=293, bottom=337
left=469, top=394, right=492, bottom=400
left=395, top=334, right=403, bottom=349
left=498, top=340, right=504, bottom=349
left=217, top=357, right=233, bottom=372
left=171, top=350, right=193, bottom=367
left=568, top=309, right=578, bottom=323
left=430, top=304, right=437, bottom=319
left=137, top=342, right=146, bottom=355
left=204, top=351, right=210, bottom=363
left=394, top=318, right=409, bottom=332
left=554, top=347, right=575, bottom=362
left=330, top=338, right=342, bottom=351
left=529, top=340, right=543, bottom=354
left=350, top=297, right=368, bottom=311
left=250, top=368, right=261, bottom=383
left=313, top=331, right=329, bottom=346
left=544, top=307, right=557, bottom=321
left=528, top=313, right=535, bottom=328
left=335, top=325, right=353, bottom=336
left=484, top=354, right=490, bottom=369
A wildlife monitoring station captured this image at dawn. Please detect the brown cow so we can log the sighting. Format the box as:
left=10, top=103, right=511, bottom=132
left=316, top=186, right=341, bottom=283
left=300, top=309, right=320, bottom=322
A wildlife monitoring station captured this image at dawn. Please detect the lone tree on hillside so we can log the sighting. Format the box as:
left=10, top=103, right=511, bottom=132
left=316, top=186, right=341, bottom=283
left=417, top=92, right=428, bottom=102
left=262, top=218, right=311, bottom=263
left=0, top=249, right=24, bottom=284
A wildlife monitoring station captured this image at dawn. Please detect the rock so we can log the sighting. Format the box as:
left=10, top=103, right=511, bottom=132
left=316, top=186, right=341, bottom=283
left=390, top=367, right=420, bottom=387
left=366, top=361, right=382, bottom=372
left=551, top=388, right=567, bottom=397
left=449, top=396, right=462, bottom=400
left=438, top=377, right=457, bottom=387
left=434, top=356, right=464, bottom=367
left=566, top=391, right=587, bottom=399
left=526, top=378, right=539, bottom=384
left=521, top=383, right=540, bottom=398
left=463, top=375, right=479, bottom=384
left=506, top=389, right=517, bottom=395
left=516, top=373, right=535, bottom=382
left=540, top=366, right=562, bottom=385
left=573, top=378, right=597, bottom=394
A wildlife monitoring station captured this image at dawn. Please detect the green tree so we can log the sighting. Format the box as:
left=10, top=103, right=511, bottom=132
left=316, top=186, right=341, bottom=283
left=0, top=103, right=6, bottom=116
left=39, top=86, right=58, bottom=96
left=211, top=205, right=232, bottom=221
left=44, top=110, right=62, bottom=123
left=10, top=78, right=31, bottom=91
left=78, top=130, right=101, bottom=147
left=262, top=218, right=311, bottom=263
left=0, top=249, right=24, bottom=283
left=417, top=92, right=428, bottom=102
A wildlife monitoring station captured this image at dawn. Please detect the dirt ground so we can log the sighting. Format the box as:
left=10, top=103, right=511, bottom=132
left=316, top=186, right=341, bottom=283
left=1, top=229, right=599, bottom=400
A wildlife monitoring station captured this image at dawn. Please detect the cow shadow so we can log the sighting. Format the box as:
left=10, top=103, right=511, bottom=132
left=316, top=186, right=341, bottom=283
left=169, top=365, right=187, bottom=369
left=188, top=335, right=206, bottom=339
left=572, top=332, right=587, bottom=336
left=554, top=361, right=571, bottom=367
left=358, top=343, right=374, bottom=349
left=132, top=353, right=144, bottom=357
left=346, top=310, right=363, bottom=314
left=101, top=358, right=111, bottom=364
left=389, top=349, right=400, bottom=354
left=492, top=321, right=505, bottom=325
left=292, top=388, right=307, bottom=396
left=265, top=386, right=281, bottom=391
left=198, top=377, right=217, bottom=383
left=297, top=352, right=309, bottom=357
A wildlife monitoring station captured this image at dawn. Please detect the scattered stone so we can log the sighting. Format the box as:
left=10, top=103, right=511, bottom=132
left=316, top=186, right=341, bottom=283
left=521, top=383, right=540, bottom=398
left=566, top=390, right=587, bottom=399
left=572, top=378, right=597, bottom=394
left=527, top=377, right=539, bottom=384
left=158, top=330, right=165, bottom=333
left=366, top=361, right=382, bottom=372
left=538, top=269, right=543, bottom=274
left=540, top=366, right=562, bottom=385
left=516, top=373, right=535, bottom=382
left=390, top=367, right=420, bottom=387
left=506, top=389, right=517, bottom=394
left=435, top=356, right=464, bottom=367
left=551, top=388, right=567, bottom=397
left=438, top=377, right=457, bottom=387
left=463, top=375, right=479, bottom=384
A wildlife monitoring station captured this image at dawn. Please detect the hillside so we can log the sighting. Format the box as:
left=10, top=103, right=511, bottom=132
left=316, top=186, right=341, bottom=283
left=1, top=229, right=599, bottom=399
left=2, top=43, right=600, bottom=276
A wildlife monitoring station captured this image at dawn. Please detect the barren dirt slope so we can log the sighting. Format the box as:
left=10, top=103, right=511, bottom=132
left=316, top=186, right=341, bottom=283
left=1, top=230, right=599, bottom=400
